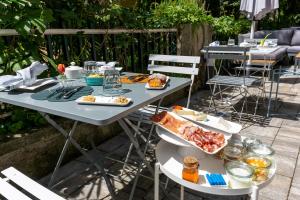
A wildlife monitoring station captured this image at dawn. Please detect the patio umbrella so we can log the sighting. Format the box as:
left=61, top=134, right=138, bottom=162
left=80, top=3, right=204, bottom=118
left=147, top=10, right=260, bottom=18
left=240, top=0, right=279, bottom=39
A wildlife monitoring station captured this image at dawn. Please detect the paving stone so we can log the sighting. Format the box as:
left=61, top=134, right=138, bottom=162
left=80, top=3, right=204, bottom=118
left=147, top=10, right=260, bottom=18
left=277, top=126, right=300, bottom=141
left=275, top=135, right=300, bottom=147
left=40, top=160, right=90, bottom=186
left=259, top=174, right=291, bottom=200
left=240, top=125, right=278, bottom=140
left=269, top=117, right=284, bottom=127
left=288, top=186, right=300, bottom=200
left=282, top=119, right=300, bottom=129
left=273, top=154, right=297, bottom=177
left=272, top=140, right=299, bottom=159
left=292, top=156, right=300, bottom=188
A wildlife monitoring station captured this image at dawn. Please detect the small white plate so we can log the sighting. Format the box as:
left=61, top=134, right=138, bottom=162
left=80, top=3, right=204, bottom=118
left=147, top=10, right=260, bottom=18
left=76, top=96, right=132, bottom=106
left=145, top=76, right=170, bottom=90
left=172, top=108, right=242, bottom=134
left=17, top=79, right=57, bottom=91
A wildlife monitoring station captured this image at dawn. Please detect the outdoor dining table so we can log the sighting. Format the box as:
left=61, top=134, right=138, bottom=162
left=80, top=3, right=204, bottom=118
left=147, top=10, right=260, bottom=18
left=0, top=74, right=191, bottom=199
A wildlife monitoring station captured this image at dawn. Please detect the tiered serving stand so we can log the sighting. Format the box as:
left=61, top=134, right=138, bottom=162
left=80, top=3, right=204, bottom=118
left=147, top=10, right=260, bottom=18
left=154, top=123, right=276, bottom=200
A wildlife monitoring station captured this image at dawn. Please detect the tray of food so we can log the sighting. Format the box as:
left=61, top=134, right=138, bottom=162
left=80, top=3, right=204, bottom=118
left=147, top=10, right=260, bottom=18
left=151, top=111, right=228, bottom=154
left=76, top=95, right=132, bottom=106
left=145, top=73, right=169, bottom=90
left=172, top=106, right=242, bottom=134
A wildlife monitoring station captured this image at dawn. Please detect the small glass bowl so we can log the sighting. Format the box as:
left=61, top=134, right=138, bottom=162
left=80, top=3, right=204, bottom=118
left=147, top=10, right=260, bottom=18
left=248, top=144, right=274, bottom=158
left=225, top=161, right=254, bottom=188
left=243, top=155, right=272, bottom=182
left=243, top=137, right=262, bottom=149
left=243, top=155, right=272, bottom=169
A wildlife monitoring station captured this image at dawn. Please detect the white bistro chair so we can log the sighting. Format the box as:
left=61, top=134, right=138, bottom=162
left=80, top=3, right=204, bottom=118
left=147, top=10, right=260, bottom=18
left=0, top=167, right=65, bottom=200
left=124, top=54, right=200, bottom=199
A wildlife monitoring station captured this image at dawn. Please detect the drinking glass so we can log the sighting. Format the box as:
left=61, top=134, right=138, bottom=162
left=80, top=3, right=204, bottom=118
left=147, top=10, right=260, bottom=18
left=103, top=70, right=122, bottom=95
left=84, top=61, right=97, bottom=75
left=228, top=38, right=235, bottom=46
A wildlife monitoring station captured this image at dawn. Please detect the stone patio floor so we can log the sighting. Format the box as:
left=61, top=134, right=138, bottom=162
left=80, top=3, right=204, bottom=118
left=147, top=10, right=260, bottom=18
left=40, top=73, right=300, bottom=200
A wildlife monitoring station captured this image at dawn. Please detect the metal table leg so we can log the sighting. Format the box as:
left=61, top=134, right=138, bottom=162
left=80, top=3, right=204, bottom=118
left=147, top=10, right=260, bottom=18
left=154, top=163, right=160, bottom=200
left=127, top=98, right=164, bottom=200
left=40, top=112, right=116, bottom=199
left=117, top=118, right=154, bottom=175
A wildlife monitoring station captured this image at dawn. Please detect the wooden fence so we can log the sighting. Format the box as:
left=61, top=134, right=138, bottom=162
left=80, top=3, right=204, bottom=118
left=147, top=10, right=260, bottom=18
left=0, top=29, right=178, bottom=73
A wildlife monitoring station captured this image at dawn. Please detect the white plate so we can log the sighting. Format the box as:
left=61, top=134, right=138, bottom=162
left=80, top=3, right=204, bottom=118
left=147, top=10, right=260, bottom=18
left=115, top=67, right=123, bottom=71
left=154, top=112, right=229, bottom=155
left=17, top=79, right=57, bottom=91
left=145, top=76, right=170, bottom=90
left=76, top=96, right=132, bottom=106
left=172, top=108, right=242, bottom=134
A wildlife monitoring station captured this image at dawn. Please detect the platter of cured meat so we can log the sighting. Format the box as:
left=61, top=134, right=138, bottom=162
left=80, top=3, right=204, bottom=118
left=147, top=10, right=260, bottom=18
left=151, top=111, right=229, bottom=154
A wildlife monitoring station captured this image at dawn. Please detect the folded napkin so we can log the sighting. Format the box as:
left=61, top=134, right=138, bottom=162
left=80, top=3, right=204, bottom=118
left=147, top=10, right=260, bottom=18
left=209, top=41, right=220, bottom=47
left=0, top=61, right=48, bottom=91
left=17, top=61, right=48, bottom=86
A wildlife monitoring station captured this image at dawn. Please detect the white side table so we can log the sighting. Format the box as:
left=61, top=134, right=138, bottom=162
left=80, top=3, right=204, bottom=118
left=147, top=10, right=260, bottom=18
left=154, top=140, right=276, bottom=200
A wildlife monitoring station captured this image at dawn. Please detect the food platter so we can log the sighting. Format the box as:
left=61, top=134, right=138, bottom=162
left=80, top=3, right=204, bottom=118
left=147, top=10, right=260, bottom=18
left=145, top=76, right=170, bottom=90
left=171, top=107, right=242, bottom=134
left=76, top=96, right=132, bottom=106
left=152, top=111, right=229, bottom=154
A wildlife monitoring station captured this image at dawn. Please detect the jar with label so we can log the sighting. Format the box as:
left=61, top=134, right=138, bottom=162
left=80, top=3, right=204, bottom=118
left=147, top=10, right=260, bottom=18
left=182, top=156, right=199, bottom=183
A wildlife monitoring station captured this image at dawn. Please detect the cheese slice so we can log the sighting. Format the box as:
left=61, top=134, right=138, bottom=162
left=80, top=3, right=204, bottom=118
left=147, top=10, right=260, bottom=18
left=174, top=109, right=195, bottom=115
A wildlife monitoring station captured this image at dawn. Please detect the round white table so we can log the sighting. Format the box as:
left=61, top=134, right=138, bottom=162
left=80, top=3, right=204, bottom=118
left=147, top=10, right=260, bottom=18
left=154, top=140, right=276, bottom=200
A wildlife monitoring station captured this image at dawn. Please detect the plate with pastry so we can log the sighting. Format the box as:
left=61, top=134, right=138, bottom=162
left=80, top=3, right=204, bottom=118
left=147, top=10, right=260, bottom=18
left=145, top=73, right=169, bottom=90
left=76, top=95, right=132, bottom=106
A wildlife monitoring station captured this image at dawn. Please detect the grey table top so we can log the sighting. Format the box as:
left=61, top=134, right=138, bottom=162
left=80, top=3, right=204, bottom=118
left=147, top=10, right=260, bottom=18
left=0, top=76, right=191, bottom=126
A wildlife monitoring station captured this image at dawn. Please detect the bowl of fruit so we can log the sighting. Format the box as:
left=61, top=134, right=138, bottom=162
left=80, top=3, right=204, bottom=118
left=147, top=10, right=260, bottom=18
left=85, top=73, right=104, bottom=86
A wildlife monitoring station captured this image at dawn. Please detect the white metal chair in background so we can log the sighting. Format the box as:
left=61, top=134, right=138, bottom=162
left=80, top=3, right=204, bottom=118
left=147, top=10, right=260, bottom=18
left=0, top=167, right=65, bottom=200
left=124, top=54, right=200, bottom=200
left=204, top=46, right=263, bottom=121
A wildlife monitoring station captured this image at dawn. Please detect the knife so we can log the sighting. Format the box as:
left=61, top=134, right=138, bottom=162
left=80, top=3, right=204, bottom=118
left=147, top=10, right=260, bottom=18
left=63, top=86, right=85, bottom=99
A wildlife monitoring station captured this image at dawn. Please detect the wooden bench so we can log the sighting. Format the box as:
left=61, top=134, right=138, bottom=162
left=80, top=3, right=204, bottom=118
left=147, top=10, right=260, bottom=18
left=0, top=167, right=65, bottom=200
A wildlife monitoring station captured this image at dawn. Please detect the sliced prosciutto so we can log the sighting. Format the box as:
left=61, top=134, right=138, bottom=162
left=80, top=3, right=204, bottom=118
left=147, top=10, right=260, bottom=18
left=151, top=111, right=225, bottom=153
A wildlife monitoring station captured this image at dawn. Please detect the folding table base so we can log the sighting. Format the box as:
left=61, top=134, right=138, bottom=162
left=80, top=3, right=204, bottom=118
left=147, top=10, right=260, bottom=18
left=39, top=112, right=116, bottom=199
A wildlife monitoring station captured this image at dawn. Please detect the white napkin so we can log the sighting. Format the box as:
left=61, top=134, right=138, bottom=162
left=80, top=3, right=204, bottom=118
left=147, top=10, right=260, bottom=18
left=16, top=61, right=48, bottom=85
left=209, top=41, right=220, bottom=46
left=0, top=61, right=48, bottom=90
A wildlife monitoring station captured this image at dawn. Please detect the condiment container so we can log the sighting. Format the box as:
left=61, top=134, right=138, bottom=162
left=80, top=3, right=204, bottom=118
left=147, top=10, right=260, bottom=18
left=182, top=156, right=199, bottom=183
left=248, top=144, right=274, bottom=158
left=243, top=137, right=262, bottom=150
left=228, top=136, right=244, bottom=150
left=223, top=145, right=243, bottom=163
left=244, top=155, right=271, bottom=182
left=65, top=62, right=83, bottom=79
left=225, top=161, right=253, bottom=188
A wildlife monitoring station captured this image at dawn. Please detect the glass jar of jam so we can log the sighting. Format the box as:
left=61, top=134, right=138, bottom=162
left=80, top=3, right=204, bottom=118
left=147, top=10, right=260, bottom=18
left=182, top=156, right=199, bottom=183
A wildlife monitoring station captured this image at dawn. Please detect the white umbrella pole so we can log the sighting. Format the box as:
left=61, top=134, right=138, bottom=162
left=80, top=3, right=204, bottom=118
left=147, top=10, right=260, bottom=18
left=250, top=20, right=256, bottom=39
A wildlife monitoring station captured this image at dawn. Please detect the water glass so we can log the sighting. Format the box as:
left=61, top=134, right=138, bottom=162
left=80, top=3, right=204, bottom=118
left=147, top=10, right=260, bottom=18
left=103, top=70, right=122, bottom=95
left=84, top=61, right=97, bottom=75
left=228, top=38, right=235, bottom=46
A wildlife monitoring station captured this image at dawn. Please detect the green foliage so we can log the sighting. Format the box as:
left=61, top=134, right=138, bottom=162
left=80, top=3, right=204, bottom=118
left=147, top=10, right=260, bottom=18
left=0, top=105, right=46, bottom=136
left=0, top=0, right=54, bottom=75
left=212, top=16, right=250, bottom=40
left=151, top=0, right=213, bottom=28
